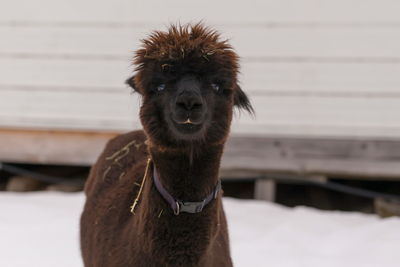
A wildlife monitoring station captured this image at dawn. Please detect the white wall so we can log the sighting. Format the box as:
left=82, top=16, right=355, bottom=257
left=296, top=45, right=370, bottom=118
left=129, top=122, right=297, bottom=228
left=1, top=0, right=400, bottom=138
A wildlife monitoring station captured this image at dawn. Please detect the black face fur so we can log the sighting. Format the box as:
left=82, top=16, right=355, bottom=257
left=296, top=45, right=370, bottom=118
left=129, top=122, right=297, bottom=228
left=126, top=24, right=253, bottom=149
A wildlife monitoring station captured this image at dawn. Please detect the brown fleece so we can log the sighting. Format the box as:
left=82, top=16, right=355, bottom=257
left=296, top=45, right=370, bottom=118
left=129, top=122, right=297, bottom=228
left=81, top=23, right=253, bottom=267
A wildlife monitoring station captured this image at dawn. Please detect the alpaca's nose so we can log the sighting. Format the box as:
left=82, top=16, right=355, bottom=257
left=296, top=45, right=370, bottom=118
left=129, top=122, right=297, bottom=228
left=176, top=94, right=203, bottom=111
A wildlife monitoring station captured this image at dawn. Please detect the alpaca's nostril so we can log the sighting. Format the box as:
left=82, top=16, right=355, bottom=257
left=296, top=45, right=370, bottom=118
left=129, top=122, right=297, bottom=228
left=176, top=96, right=203, bottom=111
left=192, top=103, right=202, bottom=109
left=176, top=101, right=188, bottom=110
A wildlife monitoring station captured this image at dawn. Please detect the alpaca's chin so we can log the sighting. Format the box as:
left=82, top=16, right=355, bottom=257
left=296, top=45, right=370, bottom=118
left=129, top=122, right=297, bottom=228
left=170, top=121, right=206, bottom=141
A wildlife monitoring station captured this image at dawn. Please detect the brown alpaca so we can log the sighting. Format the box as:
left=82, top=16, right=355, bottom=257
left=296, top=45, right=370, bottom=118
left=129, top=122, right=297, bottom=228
left=80, top=23, right=253, bottom=267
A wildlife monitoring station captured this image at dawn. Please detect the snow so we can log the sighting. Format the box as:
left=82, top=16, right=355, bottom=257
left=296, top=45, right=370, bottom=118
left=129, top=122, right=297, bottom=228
left=1, top=192, right=399, bottom=267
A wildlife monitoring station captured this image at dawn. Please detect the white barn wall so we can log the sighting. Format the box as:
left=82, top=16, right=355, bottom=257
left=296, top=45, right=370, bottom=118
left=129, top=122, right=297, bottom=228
left=1, top=0, right=400, bottom=139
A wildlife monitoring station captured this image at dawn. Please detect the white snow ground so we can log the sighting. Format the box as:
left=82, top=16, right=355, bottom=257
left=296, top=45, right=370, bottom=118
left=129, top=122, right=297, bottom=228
left=0, top=192, right=399, bottom=267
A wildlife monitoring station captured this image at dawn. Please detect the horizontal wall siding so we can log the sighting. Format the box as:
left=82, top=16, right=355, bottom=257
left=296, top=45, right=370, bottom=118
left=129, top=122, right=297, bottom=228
left=4, top=59, right=400, bottom=94
left=2, top=26, right=400, bottom=58
left=2, top=90, right=400, bottom=138
left=1, top=0, right=400, bottom=22
left=1, top=0, right=400, bottom=139
left=0, top=90, right=138, bottom=130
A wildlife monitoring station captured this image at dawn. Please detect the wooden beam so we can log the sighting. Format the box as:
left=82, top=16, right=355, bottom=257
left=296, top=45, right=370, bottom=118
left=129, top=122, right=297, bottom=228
left=254, top=179, right=276, bottom=202
left=222, top=136, right=400, bottom=180
left=0, top=128, right=119, bottom=165
left=2, top=129, right=400, bottom=181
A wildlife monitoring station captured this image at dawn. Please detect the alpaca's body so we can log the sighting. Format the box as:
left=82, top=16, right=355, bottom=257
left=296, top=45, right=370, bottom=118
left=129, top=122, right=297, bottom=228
left=81, top=23, right=253, bottom=267
left=80, top=130, right=232, bottom=267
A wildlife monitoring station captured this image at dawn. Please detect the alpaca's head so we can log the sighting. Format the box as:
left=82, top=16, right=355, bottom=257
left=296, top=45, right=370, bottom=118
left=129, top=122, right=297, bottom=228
left=127, top=23, right=253, bottom=149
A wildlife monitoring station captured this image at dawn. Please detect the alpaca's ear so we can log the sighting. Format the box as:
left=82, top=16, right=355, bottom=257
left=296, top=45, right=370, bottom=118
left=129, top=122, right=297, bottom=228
left=233, top=84, right=254, bottom=115
left=126, top=76, right=141, bottom=94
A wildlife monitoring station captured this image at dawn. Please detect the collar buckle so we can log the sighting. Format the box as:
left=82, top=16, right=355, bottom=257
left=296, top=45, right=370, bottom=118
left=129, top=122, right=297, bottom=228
left=175, top=200, right=206, bottom=215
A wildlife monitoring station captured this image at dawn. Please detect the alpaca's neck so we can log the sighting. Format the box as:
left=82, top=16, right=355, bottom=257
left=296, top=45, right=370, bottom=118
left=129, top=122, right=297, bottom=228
left=149, top=144, right=224, bottom=202
left=134, top=144, right=225, bottom=265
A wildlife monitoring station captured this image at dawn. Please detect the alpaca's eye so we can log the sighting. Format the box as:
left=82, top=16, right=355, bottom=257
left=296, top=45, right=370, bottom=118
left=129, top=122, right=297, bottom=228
left=211, top=83, right=220, bottom=91
left=156, top=84, right=166, bottom=91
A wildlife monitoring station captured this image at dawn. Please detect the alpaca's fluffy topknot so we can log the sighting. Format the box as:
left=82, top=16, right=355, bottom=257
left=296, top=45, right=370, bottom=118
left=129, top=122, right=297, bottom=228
left=133, top=23, right=239, bottom=72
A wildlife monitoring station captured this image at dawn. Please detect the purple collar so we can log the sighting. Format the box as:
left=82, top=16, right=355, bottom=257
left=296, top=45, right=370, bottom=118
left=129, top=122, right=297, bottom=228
left=152, top=166, right=221, bottom=215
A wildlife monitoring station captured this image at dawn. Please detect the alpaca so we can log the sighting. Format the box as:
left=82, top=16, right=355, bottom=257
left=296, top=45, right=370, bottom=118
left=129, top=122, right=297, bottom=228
left=80, top=23, right=253, bottom=267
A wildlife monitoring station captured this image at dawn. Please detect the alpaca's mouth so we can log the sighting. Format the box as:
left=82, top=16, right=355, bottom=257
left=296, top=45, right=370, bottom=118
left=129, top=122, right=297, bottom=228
left=177, top=118, right=203, bottom=126
left=180, top=118, right=194, bottom=125
left=173, top=120, right=203, bottom=133
left=169, top=116, right=205, bottom=138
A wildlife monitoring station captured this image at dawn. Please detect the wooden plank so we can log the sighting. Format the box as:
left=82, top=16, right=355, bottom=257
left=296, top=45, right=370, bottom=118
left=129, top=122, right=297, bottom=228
left=232, top=95, right=400, bottom=138
left=0, top=58, right=131, bottom=89
left=1, top=26, right=400, bottom=58
left=0, top=26, right=142, bottom=57
left=1, top=0, right=400, bottom=23
left=0, top=90, right=136, bottom=116
left=244, top=96, right=400, bottom=127
left=0, top=90, right=139, bottom=131
left=0, top=129, right=119, bottom=165
left=2, top=59, right=400, bottom=95
left=232, top=27, right=400, bottom=59
left=241, top=62, right=400, bottom=95
left=222, top=136, right=400, bottom=180
left=231, top=123, right=400, bottom=140
left=1, top=129, right=400, bottom=181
